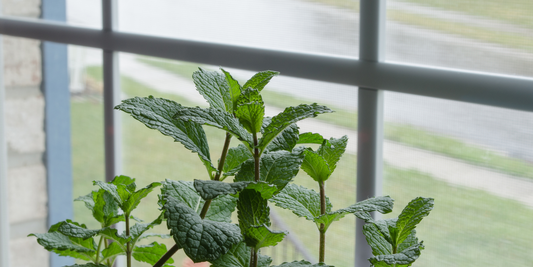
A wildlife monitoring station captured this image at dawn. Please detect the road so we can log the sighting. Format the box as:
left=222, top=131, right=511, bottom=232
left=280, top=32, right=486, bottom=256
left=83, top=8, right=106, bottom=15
left=66, top=0, right=533, bottom=161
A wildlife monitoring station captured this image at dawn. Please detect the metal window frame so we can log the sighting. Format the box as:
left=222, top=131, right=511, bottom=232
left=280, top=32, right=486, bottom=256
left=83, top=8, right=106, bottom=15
left=0, top=0, right=532, bottom=266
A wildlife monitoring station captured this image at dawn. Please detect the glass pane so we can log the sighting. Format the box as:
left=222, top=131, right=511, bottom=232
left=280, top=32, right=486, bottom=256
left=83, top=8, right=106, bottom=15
left=386, top=0, right=533, bottom=78
left=118, top=53, right=358, bottom=265
left=3, top=0, right=101, bottom=28
left=67, top=0, right=102, bottom=28
left=118, top=0, right=360, bottom=57
left=70, top=46, right=104, bottom=229
left=383, top=91, right=533, bottom=266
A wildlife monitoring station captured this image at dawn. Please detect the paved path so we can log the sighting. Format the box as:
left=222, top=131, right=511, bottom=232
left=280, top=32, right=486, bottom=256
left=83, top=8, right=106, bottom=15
left=120, top=55, right=533, bottom=208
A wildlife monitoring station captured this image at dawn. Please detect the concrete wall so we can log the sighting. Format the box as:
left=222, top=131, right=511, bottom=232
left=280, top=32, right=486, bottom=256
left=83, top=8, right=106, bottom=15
left=3, top=0, right=49, bottom=266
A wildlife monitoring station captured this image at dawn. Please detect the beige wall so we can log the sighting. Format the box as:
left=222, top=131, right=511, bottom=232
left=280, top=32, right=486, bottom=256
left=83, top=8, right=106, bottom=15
left=3, top=0, right=49, bottom=266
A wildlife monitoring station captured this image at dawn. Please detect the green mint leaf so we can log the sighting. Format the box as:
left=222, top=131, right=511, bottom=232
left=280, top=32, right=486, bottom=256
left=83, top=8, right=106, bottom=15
left=317, top=136, right=348, bottom=174
left=235, top=89, right=265, bottom=134
left=93, top=189, right=122, bottom=227
left=130, top=212, right=165, bottom=246
left=74, top=192, right=95, bottom=212
left=194, top=180, right=251, bottom=200
left=210, top=242, right=272, bottom=267
left=237, top=189, right=271, bottom=228
left=259, top=104, right=333, bottom=151
left=115, top=96, right=214, bottom=171
left=243, top=224, right=286, bottom=250
left=29, top=232, right=95, bottom=253
left=160, top=180, right=202, bottom=210
left=133, top=242, right=175, bottom=265
left=161, top=180, right=236, bottom=223
left=336, top=196, right=394, bottom=215
left=273, top=260, right=334, bottom=267
left=363, top=223, right=393, bottom=256
left=65, top=264, right=108, bottom=267
left=57, top=221, right=100, bottom=239
left=242, top=70, right=279, bottom=91
left=223, top=144, right=253, bottom=177
left=301, top=150, right=332, bottom=183
left=314, top=196, right=394, bottom=231
left=270, top=183, right=332, bottom=221
left=266, top=123, right=299, bottom=152
left=53, top=249, right=93, bottom=261
left=221, top=68, right=242, bottom=111
left=243, top=182, right=278, bottom=200
left=193, top=68, right=233, bottom=112
left=369, top=242, right=424, bottom=267
left=93, top=180, right=129, bottom=207
left=394, top=197, right=434, bottom=247
left=130, top=215, right=144, bottom=222
left=122, top=181, right=161, bottom=214
left=296, top=132, right=324, bottom=144
left=313, top=213, right=346, bottom=231
left=101, top=242, right=126, bottom=263
left=204, top=194, right=238, bottom=223
left=398, top=230, right=419, bottom=253
left=175, top=107, right=253, bottom=149
left=372, top=218, right=397, bottom=246
left=98, top=227, right=129, bottom=249
left=164, top=196, right=243, bottom=262
left=111, top=175, right=136, bottom=188
left=237, top=189, right=285, bottom=249
left=235, top=150, right=304, bottom=193
left=138, top=233, right=172, bottom=241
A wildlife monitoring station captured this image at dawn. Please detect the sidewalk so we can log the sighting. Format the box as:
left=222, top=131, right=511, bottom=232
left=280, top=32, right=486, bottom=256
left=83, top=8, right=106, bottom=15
left=120, top=55, right=533, bottom=208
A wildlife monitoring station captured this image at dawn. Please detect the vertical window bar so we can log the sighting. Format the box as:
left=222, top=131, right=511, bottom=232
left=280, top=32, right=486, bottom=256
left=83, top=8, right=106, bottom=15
left=0, top=2, right=11, bottom=266
left=41, top=0, right=73, bottom=266
left=102, top=0, right=121, bottom=183
left=356, top=0, right=387, bottom=266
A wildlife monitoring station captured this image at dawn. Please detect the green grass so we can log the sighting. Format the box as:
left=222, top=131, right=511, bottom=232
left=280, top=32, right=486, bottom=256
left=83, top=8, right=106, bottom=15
left=135, top=58, right=533, bottom=180
left=300, top=0, right=533, bottom=53
left=402, top=0, right=533, bottom=29
left=72, top=69, right=533, bottom=266
left=388, top=9, right=533, bottom=54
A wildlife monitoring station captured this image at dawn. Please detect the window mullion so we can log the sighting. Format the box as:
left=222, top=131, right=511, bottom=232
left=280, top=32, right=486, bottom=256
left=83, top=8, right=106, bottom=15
left=102, top=0, right=121, bottom=183
left=355, top=1, right=387, bottom=266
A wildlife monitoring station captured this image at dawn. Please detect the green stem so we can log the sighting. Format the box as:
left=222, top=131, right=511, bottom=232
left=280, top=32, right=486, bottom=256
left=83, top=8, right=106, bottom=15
left=319, top=181, right=326, bottom=263
left=104, top=239, right=111, bottom=267
left=214, top=132, right=232, bottom=181
left=95, top=236, right=104, bottom=264
left=253, top=133, right=260, bottom=182
left=250, top=248, right=258, bottom=267
left=153, top=133, right=233, bottom=267
left=153, top=243, right=181, bottom=267
left=125, top=212, right=131, bottom=267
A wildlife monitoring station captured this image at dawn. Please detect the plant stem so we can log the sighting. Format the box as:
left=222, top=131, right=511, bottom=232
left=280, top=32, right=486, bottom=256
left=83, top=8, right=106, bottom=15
left=153, top=133, right=233, bottom=267
left=125, top=212, right=131, bottom=267
left=253, top=133, right=260, bottom=182
left=214, top=132, right=232, bottom=181
left=153, top=243, right=181, bottom=267
left=319, top=181, right=326, bottom=263
left=251, top=133, right=259, bottom=267
left=250, top=248, right=258, bottom=267
left=95, top=236, right=104, bottom=264
left=104, top=239, right=111, bottom=267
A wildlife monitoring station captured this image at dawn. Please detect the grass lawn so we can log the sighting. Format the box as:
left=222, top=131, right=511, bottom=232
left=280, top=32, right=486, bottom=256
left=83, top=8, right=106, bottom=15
left=72, top=71, right=533, bottom=266
left=300, top=0, right=533, bottom=53
left=133, top=59, right=533, bottom=180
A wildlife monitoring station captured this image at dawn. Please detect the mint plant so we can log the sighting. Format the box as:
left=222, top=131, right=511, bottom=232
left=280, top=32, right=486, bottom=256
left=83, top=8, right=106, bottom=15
left=31, top=67, right=434, bottom=267
left=29, top=176, right=172, bottom=267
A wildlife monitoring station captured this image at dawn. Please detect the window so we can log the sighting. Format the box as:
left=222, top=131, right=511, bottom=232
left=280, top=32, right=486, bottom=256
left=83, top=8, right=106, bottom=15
left=1, top=1, right=532, bottom=266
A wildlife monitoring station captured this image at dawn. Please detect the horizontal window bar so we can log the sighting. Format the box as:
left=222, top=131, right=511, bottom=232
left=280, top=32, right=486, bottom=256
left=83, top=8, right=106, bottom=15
left=1, top=16, right=531, bottom=112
